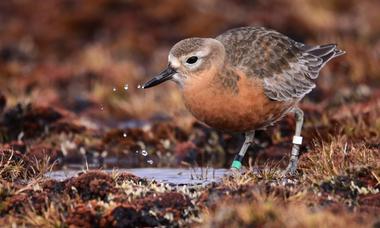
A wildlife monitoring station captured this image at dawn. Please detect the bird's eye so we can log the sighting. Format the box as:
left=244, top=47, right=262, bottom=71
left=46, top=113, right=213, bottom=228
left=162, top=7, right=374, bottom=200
left=186, top=56, right=198, bottom=64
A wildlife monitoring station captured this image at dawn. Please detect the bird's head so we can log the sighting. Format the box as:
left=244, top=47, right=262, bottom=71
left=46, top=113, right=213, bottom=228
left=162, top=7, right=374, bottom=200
left=143, top=38, right=225, bottom=89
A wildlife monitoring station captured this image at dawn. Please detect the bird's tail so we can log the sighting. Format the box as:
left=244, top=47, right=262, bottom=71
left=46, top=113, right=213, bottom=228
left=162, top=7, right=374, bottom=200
left=304, top=43, right=345, bottom=68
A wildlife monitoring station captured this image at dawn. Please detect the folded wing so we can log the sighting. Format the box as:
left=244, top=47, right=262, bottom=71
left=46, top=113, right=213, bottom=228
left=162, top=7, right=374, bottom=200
left=217, top=27, right=345, bottom=101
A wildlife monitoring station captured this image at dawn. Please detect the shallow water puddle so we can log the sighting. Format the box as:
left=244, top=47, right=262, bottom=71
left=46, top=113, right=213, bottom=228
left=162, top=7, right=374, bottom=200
left=46, top=168, right=228, bottom=186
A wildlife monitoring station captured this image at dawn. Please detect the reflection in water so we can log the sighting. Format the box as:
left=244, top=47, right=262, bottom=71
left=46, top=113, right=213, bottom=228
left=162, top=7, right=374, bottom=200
left=46, top=168, right=227, bottom=185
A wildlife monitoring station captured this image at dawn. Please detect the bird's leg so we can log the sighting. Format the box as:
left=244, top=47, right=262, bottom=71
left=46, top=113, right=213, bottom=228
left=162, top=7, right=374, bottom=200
left=231, top=131, right=255, bottom=170
left=283, top=107, right=304, bottom=176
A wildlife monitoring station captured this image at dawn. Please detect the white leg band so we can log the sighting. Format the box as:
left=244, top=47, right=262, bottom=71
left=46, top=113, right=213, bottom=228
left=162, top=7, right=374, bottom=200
left=292, top=136, right=303, bottom=145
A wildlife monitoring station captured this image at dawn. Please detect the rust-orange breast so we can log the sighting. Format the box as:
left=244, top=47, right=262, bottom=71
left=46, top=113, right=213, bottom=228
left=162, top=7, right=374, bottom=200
left=182, top=69, right=295, bottom=132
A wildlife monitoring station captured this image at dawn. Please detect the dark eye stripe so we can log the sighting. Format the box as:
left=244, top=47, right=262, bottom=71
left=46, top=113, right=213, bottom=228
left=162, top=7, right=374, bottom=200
left=186, top=56, right=198, bottom=64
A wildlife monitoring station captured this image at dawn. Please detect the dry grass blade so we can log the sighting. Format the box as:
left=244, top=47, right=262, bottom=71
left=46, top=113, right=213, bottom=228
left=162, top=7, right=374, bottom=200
left=23, top=203, right=64, bottom=227
left=0, top=149, right=26, bottom=181
left=29, top=155, right=57, bottom=180
left=301, top=136, right=379, bottom=184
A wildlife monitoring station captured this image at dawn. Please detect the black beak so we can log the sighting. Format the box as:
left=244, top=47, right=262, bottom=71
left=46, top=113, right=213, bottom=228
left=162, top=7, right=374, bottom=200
left=143, top=66, right=176, bottom=89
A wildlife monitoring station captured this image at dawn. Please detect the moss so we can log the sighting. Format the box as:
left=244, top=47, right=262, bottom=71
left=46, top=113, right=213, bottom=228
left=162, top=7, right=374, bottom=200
left=65, top=171, right=116, bottom=201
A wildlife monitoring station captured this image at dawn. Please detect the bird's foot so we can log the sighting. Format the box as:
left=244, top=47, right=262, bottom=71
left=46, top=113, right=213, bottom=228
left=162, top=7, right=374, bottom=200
left=281, top=159, right=299, bottom=177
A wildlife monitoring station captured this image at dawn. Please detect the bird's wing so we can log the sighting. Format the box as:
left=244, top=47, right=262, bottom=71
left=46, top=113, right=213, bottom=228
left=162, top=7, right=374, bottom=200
left=216, top=27, right=344, bottom=101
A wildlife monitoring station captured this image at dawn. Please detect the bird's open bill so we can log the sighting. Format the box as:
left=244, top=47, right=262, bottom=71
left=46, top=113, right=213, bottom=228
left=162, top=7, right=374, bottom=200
left=143, top=66, right=176, bottom=89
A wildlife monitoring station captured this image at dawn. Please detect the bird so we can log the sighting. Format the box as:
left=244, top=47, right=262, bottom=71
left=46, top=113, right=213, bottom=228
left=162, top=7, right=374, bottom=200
left=143, top=26, right=345, bottom=175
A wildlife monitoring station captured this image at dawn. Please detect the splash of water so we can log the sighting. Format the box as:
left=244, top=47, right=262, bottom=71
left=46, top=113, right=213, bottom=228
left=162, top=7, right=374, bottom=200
left=147, top=159, right=154, bottom=165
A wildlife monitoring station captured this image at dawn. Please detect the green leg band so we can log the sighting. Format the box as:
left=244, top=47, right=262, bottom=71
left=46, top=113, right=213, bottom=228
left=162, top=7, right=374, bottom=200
left=231, top=160, right=242, bottom=170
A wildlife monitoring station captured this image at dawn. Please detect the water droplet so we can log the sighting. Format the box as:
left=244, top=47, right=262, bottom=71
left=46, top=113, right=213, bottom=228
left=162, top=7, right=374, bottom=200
left=124, top=84, right=129, bottom=91
left=137, top=84, right=142, bottom=89
left=141, top=150, right=148, bottom=156
left=112, top=87, right=117, bottom=92
left=123, top=133, right=127, bottom=138
left=147, top=159, right=153, bottom=165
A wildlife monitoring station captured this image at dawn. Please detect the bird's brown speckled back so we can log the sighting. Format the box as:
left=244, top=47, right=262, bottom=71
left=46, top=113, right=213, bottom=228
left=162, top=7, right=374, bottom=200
left=216, top=27, right=345, bottom=101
